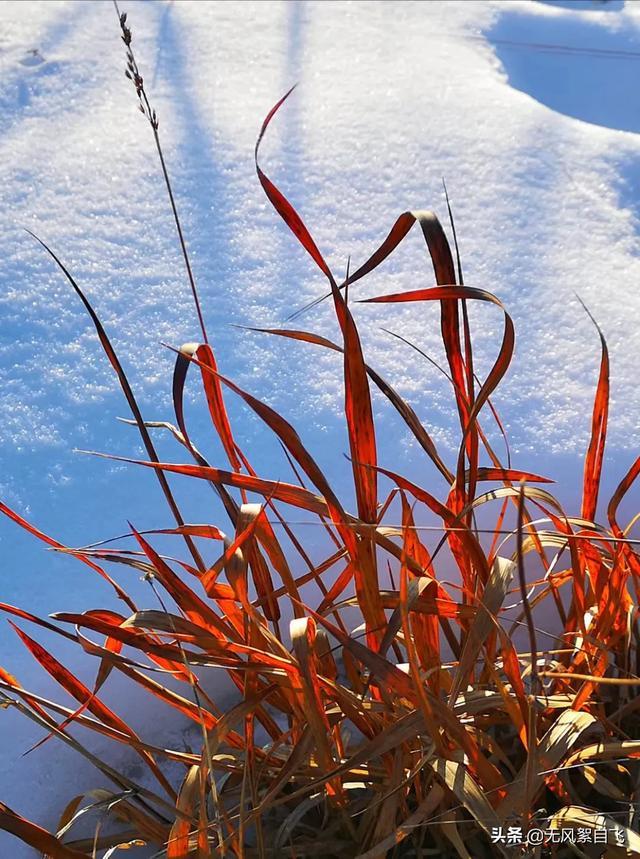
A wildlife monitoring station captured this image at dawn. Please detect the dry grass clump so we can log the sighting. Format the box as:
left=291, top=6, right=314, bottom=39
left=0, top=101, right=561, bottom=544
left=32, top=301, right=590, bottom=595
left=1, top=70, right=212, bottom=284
left=1, top=7, right=639, bottom=859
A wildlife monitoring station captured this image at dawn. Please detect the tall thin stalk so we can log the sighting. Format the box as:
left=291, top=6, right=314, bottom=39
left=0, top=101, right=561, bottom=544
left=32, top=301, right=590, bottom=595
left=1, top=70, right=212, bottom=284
left=114, top=1, right=209, bottom=346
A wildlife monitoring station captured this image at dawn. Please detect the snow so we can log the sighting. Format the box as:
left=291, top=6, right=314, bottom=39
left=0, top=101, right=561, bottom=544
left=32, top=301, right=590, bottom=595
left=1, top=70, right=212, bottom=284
left=0, top=0, right=639, bottom=854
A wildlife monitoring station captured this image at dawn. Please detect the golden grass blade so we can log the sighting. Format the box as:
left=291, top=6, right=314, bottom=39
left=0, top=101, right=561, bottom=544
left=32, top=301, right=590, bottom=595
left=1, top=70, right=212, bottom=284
left=166, top=765, right=199, bottom=859
left=440, top=809, right=473, bottom=859
left=449, top=556, right=515, bottom=702
left=428, top=758, right=506, bottom=853
left=363, top=749, right=403, bottom=857
left=564, top=739, right=640, bottom=766
left=54, top=789, right=167, bottom=847
left=244, top=503, right=300, bottom=621
left=354, top=785, right=445, bottom=859
left=290, top=616, right=338, bottom=792
left=581, top=764, right=626, bottom=801
left=102, top=838, right=148, bottom=857
left=549, top=806, right=640, bottom=853
left=206, top=685, right=275, bottom=757
left=498, top=709, right=597, bottom=822
left=55, top=796, right=84, bottom=840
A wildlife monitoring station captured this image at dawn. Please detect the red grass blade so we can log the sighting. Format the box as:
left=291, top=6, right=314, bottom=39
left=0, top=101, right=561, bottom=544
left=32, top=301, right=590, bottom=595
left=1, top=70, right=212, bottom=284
left=363, top=284, right=515, bottom=564
left=290, top=210, right=453, bottom=317
left=0, top=500, right=136, bottom=612
left=255, top=88, right=334, bottom=283
left=86, top=452, right=330, bottom=515
left=374, top=464, right=490, bottom=587
left=0, top=602, right=77, bottom=641
left=473, top=468, right=552, bottom=484
left=360, top=287, right=514, bottom=434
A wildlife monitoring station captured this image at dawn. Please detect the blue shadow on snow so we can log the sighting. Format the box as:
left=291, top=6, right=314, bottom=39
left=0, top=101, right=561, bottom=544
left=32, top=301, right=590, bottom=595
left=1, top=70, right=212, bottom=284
left=489, top=2, right=640, bottom=133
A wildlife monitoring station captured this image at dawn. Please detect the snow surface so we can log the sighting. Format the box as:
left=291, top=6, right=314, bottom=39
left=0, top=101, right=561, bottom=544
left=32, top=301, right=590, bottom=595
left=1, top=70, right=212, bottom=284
left=1, top=0, right=639, bottom=854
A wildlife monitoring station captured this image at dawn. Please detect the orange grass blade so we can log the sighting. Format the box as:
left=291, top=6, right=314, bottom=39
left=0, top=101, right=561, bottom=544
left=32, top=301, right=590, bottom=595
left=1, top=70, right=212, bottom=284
left=398, top=494, right=441, bottom=683
left=361, top=286, right=515, bottom=441
left=580, top=303, right=609, bottom=522
left=10, top=623, right=176, bottom=800
left=140, top=524, right=227, bottom=540
left=397, top=496, right=443, bottom=747
left=242, top=324, right=452, bottom=481
left=288, top=208, right=472, bottom=493
left=374, top=464, right=490, bottom=586
left=329, top=274, right=386, bottom=648
left=0, top=803, right=88, bottom=859
left=254, top=94, right=388, bottom=644
left=364, top=285, right=515, bottom=588
left=51, top=611, right=240, bottom=669
left=131, top=526, right=240, bottom=641
left=249, top=506, right=301, bottom=620
left=173, top=343, right=242, bottom=473
left=178, top=365, right=390, bottom=648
